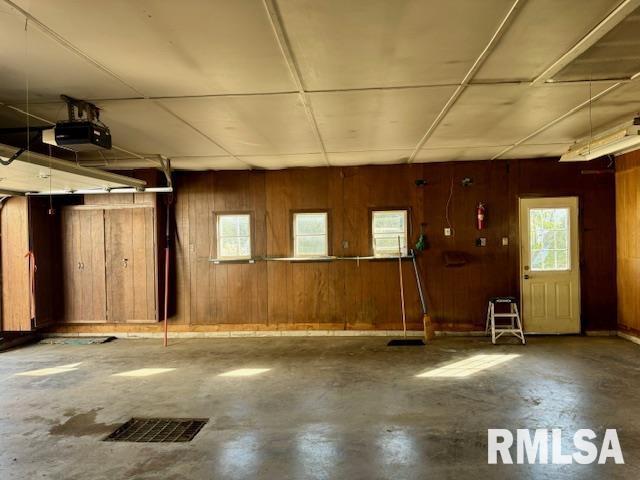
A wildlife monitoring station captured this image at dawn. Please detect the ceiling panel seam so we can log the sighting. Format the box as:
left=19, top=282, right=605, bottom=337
left=1, top=0, right=255, bottom=169
left=152, top=100, right=256, bottom=169
left=490, top=81, right=625, bottom=159
left=532, top=0, right=640, bottom=85
left=406, top=0, right=524, bottom=163
left=2, top=0, right=144, bottom=98
left=262, top=0, right=331, bottom=167
left=488, top=0, right=640, bottom=158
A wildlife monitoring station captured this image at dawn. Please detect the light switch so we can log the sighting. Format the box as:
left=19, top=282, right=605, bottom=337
left=444, top=228, right=452, bottom=237
left=502, top=237, right=509, bottom=246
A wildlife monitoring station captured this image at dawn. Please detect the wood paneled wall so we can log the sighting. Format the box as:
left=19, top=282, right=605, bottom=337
left=616, top=151, right=640, bottom=336
left=167, top=158, right=616, bottom=332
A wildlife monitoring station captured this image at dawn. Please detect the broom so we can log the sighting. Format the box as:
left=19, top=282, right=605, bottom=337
left=388, top=236, right=424, bottom=346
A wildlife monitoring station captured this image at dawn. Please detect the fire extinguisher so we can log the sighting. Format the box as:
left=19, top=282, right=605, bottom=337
left=477, top=202, right=486, bottom=230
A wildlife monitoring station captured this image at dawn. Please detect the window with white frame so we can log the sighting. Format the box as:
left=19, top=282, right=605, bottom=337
left=293, top=212, right=328, bottom=258
left=216, top=214, right=251, bottom=260
left=372, top=210, right=408, bottom=257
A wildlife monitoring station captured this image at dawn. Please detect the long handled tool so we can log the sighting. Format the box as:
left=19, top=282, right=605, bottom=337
left=388, top=236, right=424, bottom=346
left=411, top=250, right=435, bottom=341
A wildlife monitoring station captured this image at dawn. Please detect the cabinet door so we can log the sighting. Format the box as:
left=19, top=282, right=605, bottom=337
left=62, top=209, right=107, bottom=323
left=1, top=198, right=31, bottom=331
left=105, top=208, right=157, bottom=323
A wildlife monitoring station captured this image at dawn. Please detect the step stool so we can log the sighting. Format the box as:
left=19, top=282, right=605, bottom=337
left=485, top=296, right=526, bottom=344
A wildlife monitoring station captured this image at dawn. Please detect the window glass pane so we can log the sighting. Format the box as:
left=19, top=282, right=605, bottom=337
left=217, top=214, right=251, bottom=259
left=293, top=213, right=328, bottom=257
left=238, top=216, right=250, bottom=236
left=372, top=210, right=407, bottom=256
left=238, top=237, right=251, bottom=257
left=374, top=235, right=407, bottom=254
left=296, top=235, right=327, bottom=256
left=529, top=208, right=569, bottom=271
left=295, top=213, right=327, bottom=235
left=219, top=216, right=239, bottom=236
left=220, top=237, right=239, bottom=258
left=373, top=212, right=405, bottom=233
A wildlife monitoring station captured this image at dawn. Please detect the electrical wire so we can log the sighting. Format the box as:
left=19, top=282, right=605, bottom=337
left=445, top=173, right=454, bottom=235
left=25, top=17, right=30, bottom=170
left=588, top=78, right=593, bottom=156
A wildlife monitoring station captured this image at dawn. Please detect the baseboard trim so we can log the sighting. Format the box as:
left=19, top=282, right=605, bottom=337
left=435, top=331, right=487, bottom=337
left=618, top=331, right=640, bottom=345
left=585, top=330, right=619, bottom=336
left=38, top=329, right=640, bottom=343
left=41, top=330, right=428, bottom=339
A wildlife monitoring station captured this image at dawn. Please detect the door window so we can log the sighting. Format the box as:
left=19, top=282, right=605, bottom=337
left=529, top=208, right=570, bottom=271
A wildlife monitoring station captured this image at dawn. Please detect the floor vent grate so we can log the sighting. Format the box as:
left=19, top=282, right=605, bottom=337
left=104, top=418, right=208, bottom=443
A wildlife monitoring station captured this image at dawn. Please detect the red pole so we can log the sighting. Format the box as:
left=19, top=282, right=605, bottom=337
left=163, top=197, right=172, bottom=348
left=163, top=245, right=169, bottom=347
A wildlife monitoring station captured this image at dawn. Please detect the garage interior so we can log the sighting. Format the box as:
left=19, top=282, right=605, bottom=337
left=0, top=0, right=639, bottom=478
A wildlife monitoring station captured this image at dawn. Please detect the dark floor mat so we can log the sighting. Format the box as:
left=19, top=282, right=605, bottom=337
left=387, top=338, right=425, bottom=346
left=39, top=336, right=115, bottom=345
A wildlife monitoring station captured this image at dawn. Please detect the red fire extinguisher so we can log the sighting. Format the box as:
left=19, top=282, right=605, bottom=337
left=477, top=202, right=486, bottom=230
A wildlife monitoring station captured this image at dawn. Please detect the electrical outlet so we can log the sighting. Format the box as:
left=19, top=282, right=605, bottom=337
left=444, top=227, right=452, bottom=237
left=476, top=237, right=487, bottom=247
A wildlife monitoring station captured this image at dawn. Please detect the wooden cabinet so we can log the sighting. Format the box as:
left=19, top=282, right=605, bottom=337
left=61, top=209, right=107, bottom=323
left=61, top=204, right=158, bottom=324
left=105, top=208, right=157, bottom=323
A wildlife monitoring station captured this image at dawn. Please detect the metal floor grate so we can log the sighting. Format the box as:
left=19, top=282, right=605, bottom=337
left=104, top=418, right=208, bottom=443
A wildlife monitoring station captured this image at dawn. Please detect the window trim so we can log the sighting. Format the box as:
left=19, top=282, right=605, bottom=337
left=370, top=208, right=410, bottom=258
left=291, top=210, right=331, bottom=258
left=213, top=211, right=254, bottom=260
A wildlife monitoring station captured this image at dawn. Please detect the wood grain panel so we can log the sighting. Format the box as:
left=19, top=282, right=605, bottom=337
left=0, top=198, right=31, bottom=331
left=616, top=151, right=640, bottom=335
left=105, top=207, right=157, bottom=323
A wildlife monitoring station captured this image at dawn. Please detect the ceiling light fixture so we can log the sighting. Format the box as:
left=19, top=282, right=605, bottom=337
left=560, top=116, right=640, bottom=161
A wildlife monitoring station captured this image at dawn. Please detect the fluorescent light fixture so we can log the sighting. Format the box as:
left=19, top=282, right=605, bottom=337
left=560, top=117, right=640, bottom=162
left=218, top=368, right=271, bottom=377
left=416, top=354, right=520, bottom=378
left=113, top=368, right=176, bottom=377
left=16, top=362, right=82, bottom=377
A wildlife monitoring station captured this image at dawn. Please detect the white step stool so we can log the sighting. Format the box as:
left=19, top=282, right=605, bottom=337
left=485, top=296, right=526, bottom=344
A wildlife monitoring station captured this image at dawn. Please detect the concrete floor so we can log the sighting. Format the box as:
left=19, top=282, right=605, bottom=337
left=0, top=336, right=639, bottom=479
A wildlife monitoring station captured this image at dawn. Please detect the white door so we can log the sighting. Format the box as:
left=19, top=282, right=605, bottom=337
left=519, top=197, right=580, bottom=334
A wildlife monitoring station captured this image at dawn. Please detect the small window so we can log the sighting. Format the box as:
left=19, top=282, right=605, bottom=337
left=293, top=212, right=328, bottom=258
left=216, top=214, right=251, bottom=260
left=529, top=208, right=570, bottom=271
left=372, top=210, right=408, bottom=257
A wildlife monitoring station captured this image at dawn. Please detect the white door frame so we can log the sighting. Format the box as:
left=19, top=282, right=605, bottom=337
left=518, top=196, right=581, bottom=334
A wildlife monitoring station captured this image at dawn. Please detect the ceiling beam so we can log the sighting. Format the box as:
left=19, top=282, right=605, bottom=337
left=532, top=0, right=640, bottom=85
left=262, top=0, right=331, bottom=167
left=491, top=81, right=624, bottom=159
left=406, top=0, right=525, bottom=163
